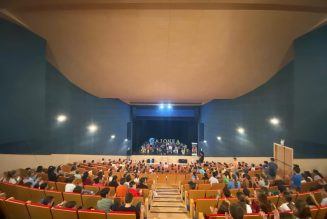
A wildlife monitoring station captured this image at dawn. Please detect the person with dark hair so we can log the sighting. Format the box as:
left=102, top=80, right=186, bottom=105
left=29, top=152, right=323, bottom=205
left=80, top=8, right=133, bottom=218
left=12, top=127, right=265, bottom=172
left=267, top=158, right=278, bottom=179
left=256, top=192, right=273, bottom=213
left=116, top=178, right=128, bottom=198
left=110, top=198, right=122, bottom=211
left=36, top=166, right=43, bottom=173
left=210, top=200, right=230, bottom=214
left=108, top=175, right=119, bottom=188
left=65, top=176, right=76, bottom=192
left=125, top=174, right=132, bottom=187
left=243, top=188, right=251, bottom=198
left=294, top=199, right=311, bottom=219
left=223, top=186, right=232, bottom=198
left=188, top=181, right=197, bottom=190
left=137, top=177, right=148, bottom=189
left=313, top=169, right=326, bottom=185
left=39, top=182, right=48, bottom=190
left=198, top=151, right=204, bottom=164
left=63, top=201, right=77, bottom=209
left=237, top=193, right=252, bottom=213
left=279, top=192, right=295, bottom=212
left=82, top=172, right=92, bottom=185
left=47, top=166, right=58, bottom=182
left=128, top=181, right=141, bottom=197
left=229, top=203, right=245, bottom=219
left=227, top=175, right=241, bottom=189
left=119, top=193, right=141, bottom=219
left=291, top=166, right=302, bottom=191
left=40, top=196, right=54, bottom=206
left=73, top=186, right=82, bottom=193
left=209, top=171, right=219, bottom=185
left=96, top=188, right=113, bottom=213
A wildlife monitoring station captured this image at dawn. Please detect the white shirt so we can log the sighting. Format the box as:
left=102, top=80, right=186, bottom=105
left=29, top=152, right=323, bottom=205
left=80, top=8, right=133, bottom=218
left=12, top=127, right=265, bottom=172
left=246, top=204, right=252, bottom=214
left=321, top=198, right=327, bottom=206
left=65, top=183, right=76, bottom=192
left=209, top=176, right=218, bottom=185
left=279, top=202, right=294, bottom=211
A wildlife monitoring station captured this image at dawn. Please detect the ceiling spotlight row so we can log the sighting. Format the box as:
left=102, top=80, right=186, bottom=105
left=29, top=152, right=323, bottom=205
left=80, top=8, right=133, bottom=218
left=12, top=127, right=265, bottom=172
left=159, top=103, right=173, bottom=109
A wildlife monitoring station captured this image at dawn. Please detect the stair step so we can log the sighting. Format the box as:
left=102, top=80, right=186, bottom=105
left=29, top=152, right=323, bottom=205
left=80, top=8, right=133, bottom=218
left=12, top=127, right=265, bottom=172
left=152, top=202, right=185, bottom=207
left=150, top=206, right=187, bottom=213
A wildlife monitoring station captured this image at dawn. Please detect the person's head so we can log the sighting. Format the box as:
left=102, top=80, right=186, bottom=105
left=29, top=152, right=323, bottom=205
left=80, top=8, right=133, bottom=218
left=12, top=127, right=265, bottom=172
left=100, top=188, right=110, bottom=198
left=73, top=186, right=82, bottom=194
left=294, top=199, right=311, bottom=218
left=120, top=178, right=126, bottom=185
left=243, top=188, right=250, bottom=197
left=233, top=157, right=237, bottom=161
left=125, top=192, right=133, bottom=204
left=236, top=192, right=243, bottom=200
left=66, top=176, right=75, bottom=183
left=39, top=182, right=48, bottom=190
left=125, top=175, right=131, bottom=183
left=93, top=177, right=100, bottom=184
left=229, top=203, right=244, bottom=219
left=112, top=175, right=118, bottom=181
left=129, top=181, right=136, bottom=189
left=257, top=192, right=268, bottom=203
left=139, top=177, right=146, bottom=184
left=82, top=172, right=89, bottom=180
left=189, top=181, right=196, bottom=190
left=36, top=166, right=43, bottom=172
left=113, top=197, right=121, bottom=206
left=64, top=201, right=77, bottom=209
left=217, top=201, right=230, bottom=214
left=294, top=166, right=301, bottom=174
left=40, top=196, right=54, bottom=206
left=283, top=192, right=293, bottom=203
left=270, top=158, right=275, bottom=162
left=223, top=186, right=231, bottom=198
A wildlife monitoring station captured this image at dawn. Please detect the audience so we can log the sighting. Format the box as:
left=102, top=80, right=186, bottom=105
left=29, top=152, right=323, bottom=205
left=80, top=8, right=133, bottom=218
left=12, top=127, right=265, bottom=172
left=119, top=192, right=141, bottom=219
left=96, top=188, right=113, bottom=213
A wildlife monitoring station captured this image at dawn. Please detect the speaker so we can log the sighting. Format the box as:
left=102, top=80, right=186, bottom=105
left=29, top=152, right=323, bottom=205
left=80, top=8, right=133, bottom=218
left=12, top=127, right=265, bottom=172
left=178, top=159, right=187, bottom=163
left=127, top=122, right=132, bottom=140
left=199, top=123, right=204, bottom=141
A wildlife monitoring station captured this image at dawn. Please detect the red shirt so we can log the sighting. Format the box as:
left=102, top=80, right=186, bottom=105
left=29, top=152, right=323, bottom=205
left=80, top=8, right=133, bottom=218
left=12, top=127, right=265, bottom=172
left=128, top=188, right=141, bottom=197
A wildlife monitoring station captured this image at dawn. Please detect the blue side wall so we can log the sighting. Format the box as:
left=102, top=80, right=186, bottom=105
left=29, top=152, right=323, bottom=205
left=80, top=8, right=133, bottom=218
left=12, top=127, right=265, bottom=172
left=0, top=18, right=326, bottom=157
left=0, top=19, right=131, bottom=155
left=201, top=25, right=327, bottom=158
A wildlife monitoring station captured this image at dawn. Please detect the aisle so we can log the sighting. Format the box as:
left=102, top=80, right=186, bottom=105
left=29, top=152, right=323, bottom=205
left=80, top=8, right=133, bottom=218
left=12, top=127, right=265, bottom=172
left=148, top=185, right=189, bottom=219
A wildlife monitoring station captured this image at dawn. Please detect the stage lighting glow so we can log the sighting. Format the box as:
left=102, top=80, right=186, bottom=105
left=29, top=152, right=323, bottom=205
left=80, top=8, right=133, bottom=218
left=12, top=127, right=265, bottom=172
left=111, top=134, right=116, bottom=139
left=217, top=136, right=222, bottom=141
left=203, top=140, right=207, bottom=143
left=87, top=124, right=98, bottom=133
left=56, top=114, right=67, bottom=123
left=124, top=138, right=128, bottom=142
left=159, top=104, right=164, bottom=109
left=270, top=117, right=280, bottom=125
left=237, top=127, right=245, bottom=134
left=167, top=104, right=172, bottom=109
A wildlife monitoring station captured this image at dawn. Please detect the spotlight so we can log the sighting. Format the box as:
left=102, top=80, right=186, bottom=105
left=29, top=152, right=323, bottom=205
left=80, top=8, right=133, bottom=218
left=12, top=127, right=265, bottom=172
left=124, top=138, right=128, bottom=142
left=56, top=114, right=67, bottom=123
left=167, top=104, right=172, bottom=109
left=217, top=136, right=222, bottom=141
left=111, top=134, right=116, bottom=139
left=203, top=140, right=207, bottom=143
left=270, top=117, right=280, bottom=125
left=237, top=127, right=245, bottom=134
left=87, top=124, right=98, bottom=133
left=159, top=104, right=164, bottom=109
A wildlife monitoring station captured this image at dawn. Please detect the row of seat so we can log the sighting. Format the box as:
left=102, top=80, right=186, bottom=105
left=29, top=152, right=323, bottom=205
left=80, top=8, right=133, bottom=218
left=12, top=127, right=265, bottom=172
left=0, top=182, right=150, bottom=217
left=187, top=191, right=323, bottom=218
left=0, top=197, right=136, bottom=219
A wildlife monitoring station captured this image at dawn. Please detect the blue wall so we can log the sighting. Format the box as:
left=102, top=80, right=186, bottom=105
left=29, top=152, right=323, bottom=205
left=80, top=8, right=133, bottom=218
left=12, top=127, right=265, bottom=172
left=201, top=25, right=327, bottom=158
left=1, top=18, right=326, bottom=157
left=0, top=18, right=131, bottom=155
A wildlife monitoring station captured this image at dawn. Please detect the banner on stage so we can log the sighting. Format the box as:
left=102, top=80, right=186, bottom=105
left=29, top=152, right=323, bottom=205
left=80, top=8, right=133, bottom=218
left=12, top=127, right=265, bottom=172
left=192, top=142, right=198, bottom=156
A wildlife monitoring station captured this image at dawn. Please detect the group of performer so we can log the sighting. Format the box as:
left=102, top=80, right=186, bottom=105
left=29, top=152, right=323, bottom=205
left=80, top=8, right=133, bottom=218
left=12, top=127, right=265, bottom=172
left=139, top=142, right=190, bottom=155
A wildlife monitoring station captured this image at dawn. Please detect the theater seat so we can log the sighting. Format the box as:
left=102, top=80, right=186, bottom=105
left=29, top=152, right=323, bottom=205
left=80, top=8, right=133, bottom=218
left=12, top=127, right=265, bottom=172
left=84, top=185, right=100, bottom=194
left=316, top=205, right=327, bottom=219
left=62, top=192, right=83, bottom=208
left=51, top=206, right=78, bottom=219
left=108, top=211, right=136, bottom=219
left=207, top=213, right=225, bottom=219
left=27, top=202, right=52, bottom=219
left=194, top=198, right=218, bottom=219
left=78, top=209, right=106, bottom=219
left=4, top=199, right=30, bottom=219
left=0, top=197, right=9, bottom=219
left=56, top=182, right=67, bottom=192
left=81, top=194, right=101, bottom=209
left=45, top=190, right=63, bottom=206
left=28, top=188, right=45, bottom=203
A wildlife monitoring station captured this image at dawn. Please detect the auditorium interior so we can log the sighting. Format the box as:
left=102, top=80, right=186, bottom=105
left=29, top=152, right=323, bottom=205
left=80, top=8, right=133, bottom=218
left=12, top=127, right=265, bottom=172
left=0, top=1, right=327, bottom=219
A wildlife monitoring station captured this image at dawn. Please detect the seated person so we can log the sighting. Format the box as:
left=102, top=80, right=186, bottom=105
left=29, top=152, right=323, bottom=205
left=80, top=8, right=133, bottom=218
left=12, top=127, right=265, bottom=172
left=119, top=193, right=141, bottom=219
left=227, top=175, right=241, bottom=189
left=136, top=177, right=148, bottom=189
left=279, top=192, right=295, bottom=212
left=320, top=184, right=327, bottom=206
left=65, top=176, right=76, bottom=192
left=110, top=198, right=122, bottom=211
left=116, top=178, right=128, bottom=198
left=39, top=196, right=54, bottom=206
left=96, top=188, right=113, bottom=213
left=128, top=181, right=141, bottom=197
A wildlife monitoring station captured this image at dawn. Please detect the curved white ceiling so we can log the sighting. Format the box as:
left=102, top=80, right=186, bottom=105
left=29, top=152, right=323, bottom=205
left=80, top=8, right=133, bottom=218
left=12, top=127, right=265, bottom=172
left=1, top=0, right=327, bottom=104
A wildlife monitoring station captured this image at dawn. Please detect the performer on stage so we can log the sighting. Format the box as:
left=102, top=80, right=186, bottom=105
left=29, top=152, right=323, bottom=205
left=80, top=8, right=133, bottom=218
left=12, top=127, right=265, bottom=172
left=198, top=151, right=204, bottom=164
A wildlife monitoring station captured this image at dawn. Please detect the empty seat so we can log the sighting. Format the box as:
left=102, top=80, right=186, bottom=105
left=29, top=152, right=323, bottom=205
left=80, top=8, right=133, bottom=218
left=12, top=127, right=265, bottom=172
left=108, top=211, right=136, bottom=219
left=198, top=184, right=211, bottom=190
left=0, top=197, right=9, bottom=219
left=211, top=183, right=225, bottom=190
left=56, top=182, right=67, bottom=192
left=84, top=185, right=100, bottom=194
left=5, top=199, right=30, bottom=219
left=62, top=192, right=83, bottom=208
left=195, top=198, right=218, bottom=219
left=28, top=188, right=45, bottom=203
left=82, top=194, right=101, bottom=209
left=45, top=190, right=63, bottom=206
left=206, top=190, right=219, bottom=198
left=78, top=209, right=106, bottom=219
left=27, top=202, right=53, bottom=219
left=51, top=206, right=78, bottom=219
left=15, top=185, right=30, bottom=201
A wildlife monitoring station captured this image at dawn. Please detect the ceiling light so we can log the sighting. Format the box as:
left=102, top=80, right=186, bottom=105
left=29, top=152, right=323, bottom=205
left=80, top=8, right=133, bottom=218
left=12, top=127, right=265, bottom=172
left=56, top=114, right=67, bottom=123
left=237, top=127, right=245, bottom=134
left=270, top=117, right=280, bottom=125
left=203, top=140, right=207, bottom=143
left=217, top=136, right=222, bottom=141
left=159, top=104, right=164, bottom=109
left=111, top=135, right=116, bottom=139
left=167, top=104, right=172, bottom=109
left=87, top=124, right=98, bottom=133
left=124, top=138, right=128, bottom=142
